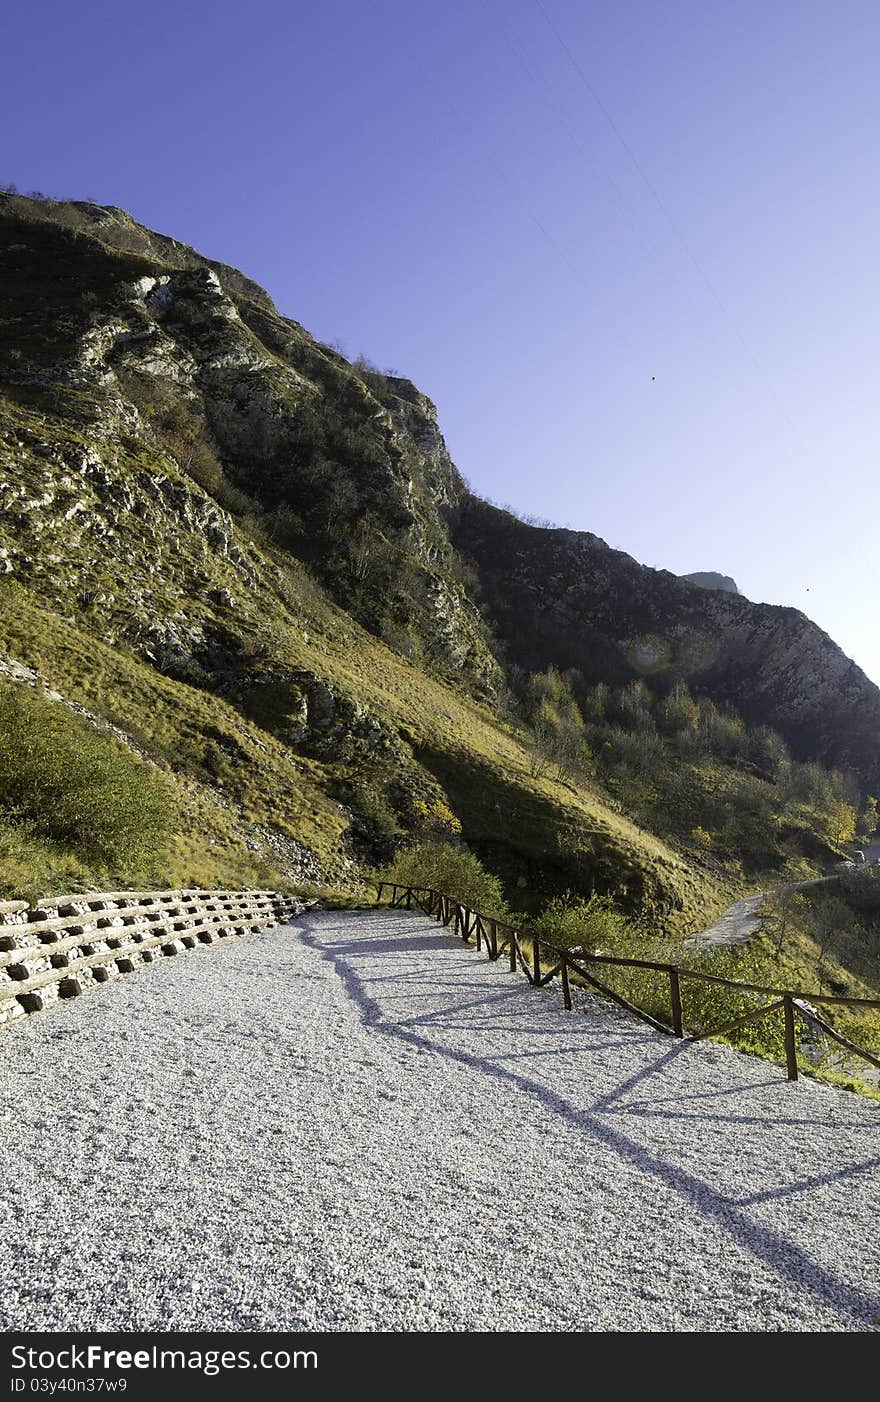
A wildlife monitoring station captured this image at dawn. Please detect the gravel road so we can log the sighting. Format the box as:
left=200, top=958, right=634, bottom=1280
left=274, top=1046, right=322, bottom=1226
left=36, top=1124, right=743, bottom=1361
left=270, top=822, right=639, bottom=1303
left=687, top=878, right=832, bottom=951
left=1, top=907, right=878, bottom=1333
left=687, top=893, right=765, bottom=949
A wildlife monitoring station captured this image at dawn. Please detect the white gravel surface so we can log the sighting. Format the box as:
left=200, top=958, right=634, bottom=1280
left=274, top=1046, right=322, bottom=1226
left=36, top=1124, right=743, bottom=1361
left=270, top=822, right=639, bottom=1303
left=1, top=906, right=879, bottom=1333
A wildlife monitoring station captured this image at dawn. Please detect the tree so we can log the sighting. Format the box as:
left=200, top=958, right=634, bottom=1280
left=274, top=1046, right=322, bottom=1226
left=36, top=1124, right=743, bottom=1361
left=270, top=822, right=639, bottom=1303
left=552, top=716, right=589, bottom=784
left=527, top=697, right=558, bottom=779
left=858, top=795, right=878, bottom=842
left=320, top=472, right=359, bottom=535
left=763, top=888, right=806, bottom=956
left=824, top=798, right=857, bottom=848
left=805, top=892, right=854, bottom=981
left=346, top=515, right=393, bottom=589
left=749, top=724, right=790, bottom=781
left=524, top=669, right=587, bottom=783
left=615, top=679, right=655, bottom=731
left=581, top=682, right=610, bottom=724
left=657, top=679, right=699, bottom=735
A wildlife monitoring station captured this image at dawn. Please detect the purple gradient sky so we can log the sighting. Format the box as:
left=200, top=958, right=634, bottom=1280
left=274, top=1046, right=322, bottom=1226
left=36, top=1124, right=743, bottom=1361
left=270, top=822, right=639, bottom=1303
left=4, top=1, right=879, bottom=681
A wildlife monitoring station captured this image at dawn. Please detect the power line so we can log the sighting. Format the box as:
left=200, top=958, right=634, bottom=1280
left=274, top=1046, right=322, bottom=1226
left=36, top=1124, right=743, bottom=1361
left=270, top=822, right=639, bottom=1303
left=482, top=0, right=672, bottom=282
left=531, top=0, right=811, bottom=456
left=532, top=0, right=737, bottom=307
left=441, top=89, right=597, bottom=296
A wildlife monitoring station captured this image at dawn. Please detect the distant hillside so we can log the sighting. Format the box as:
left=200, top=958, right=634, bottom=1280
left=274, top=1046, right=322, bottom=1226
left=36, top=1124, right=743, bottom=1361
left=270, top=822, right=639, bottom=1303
left=0, top=191, right=876, bottom=919
left=451, top=498, right=880, bottom=787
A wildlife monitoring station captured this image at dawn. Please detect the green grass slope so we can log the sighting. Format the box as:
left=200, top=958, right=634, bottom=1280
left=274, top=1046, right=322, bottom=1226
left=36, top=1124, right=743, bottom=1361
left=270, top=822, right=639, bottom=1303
left=0, top=194, right=747, bottom=925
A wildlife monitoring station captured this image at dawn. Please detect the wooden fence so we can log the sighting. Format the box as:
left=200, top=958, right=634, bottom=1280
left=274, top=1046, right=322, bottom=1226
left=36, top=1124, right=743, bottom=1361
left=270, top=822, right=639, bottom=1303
left=376, top=882, right=880, bottom=1083
left=0, top=888, right=299, bottom=1025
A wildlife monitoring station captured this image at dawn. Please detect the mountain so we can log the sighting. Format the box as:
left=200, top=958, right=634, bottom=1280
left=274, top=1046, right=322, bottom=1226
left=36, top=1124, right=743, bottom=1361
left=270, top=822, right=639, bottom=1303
left=1, top=192, right=877, bottom=919
left=451, top=500, right=880, bottom=785
left=680, top=572, right=740, bottom=595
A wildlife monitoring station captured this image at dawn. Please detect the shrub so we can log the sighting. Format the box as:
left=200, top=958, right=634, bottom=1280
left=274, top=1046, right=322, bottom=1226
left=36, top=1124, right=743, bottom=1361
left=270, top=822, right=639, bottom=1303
left=382, top=840, right=507, bottom=916
left=673, top=943, right=787, bottom=1060
left=532, top=891, right=632, bottom=952
left=836, top=868, right=880, bottom=916
left=338, top=776, right=402, bottom=862
left=657, top=680, right=699, bottom=735
left=0, top=682, right=173, bottom=870
left=411, top=799, right=462, bottom=838
left=0, top=813, right=105, bottom=901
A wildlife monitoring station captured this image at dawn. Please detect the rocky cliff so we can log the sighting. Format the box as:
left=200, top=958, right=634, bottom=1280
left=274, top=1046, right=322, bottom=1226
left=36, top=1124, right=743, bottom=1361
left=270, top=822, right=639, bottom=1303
left=0, top=195, right=493, bottom=697
left=1, top=192, right=877, bottom=911
left=451, top=497, right=880, bottom=788
left=681, top=571, right=740, bottom=595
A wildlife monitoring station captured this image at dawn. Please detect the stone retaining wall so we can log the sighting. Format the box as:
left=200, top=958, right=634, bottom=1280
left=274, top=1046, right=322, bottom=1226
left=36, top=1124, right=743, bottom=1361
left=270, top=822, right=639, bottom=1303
left=0, top=888, right=301, bottom=1026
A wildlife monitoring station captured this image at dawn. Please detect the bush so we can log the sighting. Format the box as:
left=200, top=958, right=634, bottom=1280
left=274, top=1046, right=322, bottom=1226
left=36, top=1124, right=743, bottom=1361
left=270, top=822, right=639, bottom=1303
left=538, top=913, right=788, bottom=1061
left=382, top=840, right=508, bottom=916
left=673, top=943, right=787, bottom=1060
left=0, top=682, right=173, bottom=870
left=339, top=776, right=402, bottom=863
left=532, top=891, right=632, bottom=952
left=411, top=799, right=462, bottom=838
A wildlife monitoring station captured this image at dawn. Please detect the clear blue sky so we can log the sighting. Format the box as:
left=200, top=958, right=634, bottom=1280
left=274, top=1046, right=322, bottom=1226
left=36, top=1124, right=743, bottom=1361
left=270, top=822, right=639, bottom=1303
left=4, top=1, right=878, bottom=680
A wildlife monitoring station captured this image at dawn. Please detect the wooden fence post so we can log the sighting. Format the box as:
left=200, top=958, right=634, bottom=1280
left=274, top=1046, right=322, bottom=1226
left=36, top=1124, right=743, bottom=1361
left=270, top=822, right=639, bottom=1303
left=669, top=968, right=683, bottom=1038
left=509, top=932, right=517, bottom=973
left=783, top=995, right=798, bottom=1081
left=488, top=918, right=497, bottom=959
left=532, top=937, right=540, bottom=986
left=561, top=956, right=572, bottom=1011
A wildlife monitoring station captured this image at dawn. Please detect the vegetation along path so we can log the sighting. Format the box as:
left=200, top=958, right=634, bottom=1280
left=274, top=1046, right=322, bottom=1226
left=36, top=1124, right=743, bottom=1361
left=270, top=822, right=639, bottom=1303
left=686, top=877, right=831, bottom=951
left=1, top=907, right=878, bottom=1332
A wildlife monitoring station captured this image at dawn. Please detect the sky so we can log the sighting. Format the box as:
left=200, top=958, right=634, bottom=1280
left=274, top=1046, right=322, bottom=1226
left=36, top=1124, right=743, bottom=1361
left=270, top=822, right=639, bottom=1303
left=3, top=1, right=879, bottom=680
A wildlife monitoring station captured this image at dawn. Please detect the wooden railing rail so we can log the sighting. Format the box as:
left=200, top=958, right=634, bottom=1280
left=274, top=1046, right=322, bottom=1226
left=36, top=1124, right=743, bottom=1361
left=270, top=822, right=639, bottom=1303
left=375, top=883, right=880, bottom=1082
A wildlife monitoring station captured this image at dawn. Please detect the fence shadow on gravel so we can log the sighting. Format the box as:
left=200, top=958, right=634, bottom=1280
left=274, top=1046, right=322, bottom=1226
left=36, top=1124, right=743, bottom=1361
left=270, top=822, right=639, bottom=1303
left=376, top=883, right=880, bottom=1086
left=300, top=909, right=880, bottom=1328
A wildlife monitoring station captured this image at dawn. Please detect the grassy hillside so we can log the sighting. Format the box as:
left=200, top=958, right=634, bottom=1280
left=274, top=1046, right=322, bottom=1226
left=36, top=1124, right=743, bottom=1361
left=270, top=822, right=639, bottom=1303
left=1, top=192, right=871, bottom=938
left=0, top=571, right=732, bottom=930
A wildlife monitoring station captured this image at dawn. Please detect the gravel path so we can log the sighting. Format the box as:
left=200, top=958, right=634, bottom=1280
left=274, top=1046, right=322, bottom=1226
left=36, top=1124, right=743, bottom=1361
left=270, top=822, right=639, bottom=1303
left=687, top=893, right=765, bottom=949
left=1, top=907, right=878, bottom=1333
left=687, top=877, right=832, bottom=951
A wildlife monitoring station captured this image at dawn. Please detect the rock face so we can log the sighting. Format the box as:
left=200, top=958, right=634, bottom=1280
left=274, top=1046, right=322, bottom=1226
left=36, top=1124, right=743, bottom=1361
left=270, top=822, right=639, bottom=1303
left=2, top=190, right=880, bottom=810
left=0, top=195, right=497, bottom=698
left=451, top=497, right=880, bottom=788
left=681, top=571, right=740, bottom=595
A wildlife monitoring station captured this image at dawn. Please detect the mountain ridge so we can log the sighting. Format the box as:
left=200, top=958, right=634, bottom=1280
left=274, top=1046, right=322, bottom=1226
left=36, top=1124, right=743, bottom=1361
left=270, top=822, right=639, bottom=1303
left=681, top=571, right=740, bottom=595
left=451, top=496, right=880, bottom=784
left=0, top=192, right=876, bottom=913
